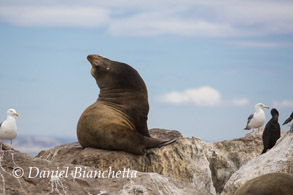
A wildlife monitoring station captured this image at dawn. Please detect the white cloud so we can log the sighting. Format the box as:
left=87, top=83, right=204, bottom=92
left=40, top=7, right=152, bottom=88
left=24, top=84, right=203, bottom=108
left=158, top=86, right=250, bottom=107
left=1, top=0, right=293, bottom=37
left=108, top=12, right=237, bottom=37
left=219, top=1, right=293, bottom=34
left=231, top=98, right=249, bottom=106
left=158, top=86, right=221, bottom=106
left=273, top=100, right=293, bottom=108
left=232, top=41, right=292, bottom=48
left=0, top=6, right=110, bottom=27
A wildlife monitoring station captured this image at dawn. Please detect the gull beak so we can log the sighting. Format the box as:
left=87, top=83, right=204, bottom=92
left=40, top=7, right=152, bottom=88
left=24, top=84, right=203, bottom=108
left=14, top=113, right=19, bottom=117
left=263, top=106, right=269, bottom=109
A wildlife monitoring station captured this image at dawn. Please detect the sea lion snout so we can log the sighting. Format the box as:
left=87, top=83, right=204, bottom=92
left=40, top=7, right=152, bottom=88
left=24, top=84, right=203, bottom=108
left=87, top=54, right=101, bottom=66
left=87, top=54, right=95, bottom=61
left=87, top=54, right=111, bottom=67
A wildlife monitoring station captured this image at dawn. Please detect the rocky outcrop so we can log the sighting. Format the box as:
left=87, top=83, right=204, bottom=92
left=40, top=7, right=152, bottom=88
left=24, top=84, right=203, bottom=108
left=37, top=130, right=216, bottom=195
left=0, top=142, right=200, bottom=194
left=2, top=128, right=290, bottom=194
left=222, top=128, right=293, bottom=195
left=205, top=130, right=266, bottom=193
left=37, top=128, right=276, bottom=194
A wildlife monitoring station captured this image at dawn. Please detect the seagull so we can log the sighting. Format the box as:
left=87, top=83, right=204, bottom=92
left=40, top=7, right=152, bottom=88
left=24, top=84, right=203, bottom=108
left=244, top=103, right=269, bottom=132
left=262, top=108, right=281, bottom=154
left=282, top=111, right=293, bottom=125
left=0, top=109, right=19, bottom=152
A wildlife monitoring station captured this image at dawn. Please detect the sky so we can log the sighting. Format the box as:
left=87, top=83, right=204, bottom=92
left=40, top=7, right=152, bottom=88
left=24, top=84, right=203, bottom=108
left=0, top=0, right=293, bottom=142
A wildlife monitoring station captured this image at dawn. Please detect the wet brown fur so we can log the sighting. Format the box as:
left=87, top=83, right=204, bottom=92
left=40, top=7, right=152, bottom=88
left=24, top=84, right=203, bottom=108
left=234, top=173, right=293, bottom=195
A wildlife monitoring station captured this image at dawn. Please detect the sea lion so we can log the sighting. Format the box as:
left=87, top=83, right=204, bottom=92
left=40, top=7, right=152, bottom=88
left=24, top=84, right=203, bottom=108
left=234, top=173, right=293, bottom=195
left=77, top=54, right=176, bottom=155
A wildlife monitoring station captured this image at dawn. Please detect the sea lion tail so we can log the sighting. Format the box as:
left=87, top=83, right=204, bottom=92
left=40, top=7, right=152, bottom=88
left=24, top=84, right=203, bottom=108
left=158, top=138, right=177, bottom=148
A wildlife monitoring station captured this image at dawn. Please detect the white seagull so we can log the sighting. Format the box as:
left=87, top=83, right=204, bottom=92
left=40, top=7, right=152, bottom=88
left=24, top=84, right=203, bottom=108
left=244, top=103, right=269, bottom=132
left=0, top=109, right=19, bottom=152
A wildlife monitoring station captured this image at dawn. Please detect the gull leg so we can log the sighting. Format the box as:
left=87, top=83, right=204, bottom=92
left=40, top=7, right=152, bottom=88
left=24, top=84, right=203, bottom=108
left=9, top=140, right=14, bottom=153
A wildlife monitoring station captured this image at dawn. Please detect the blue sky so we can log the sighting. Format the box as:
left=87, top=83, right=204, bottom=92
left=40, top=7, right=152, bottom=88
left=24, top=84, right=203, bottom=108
left=0, top=0, right=293, bottom=141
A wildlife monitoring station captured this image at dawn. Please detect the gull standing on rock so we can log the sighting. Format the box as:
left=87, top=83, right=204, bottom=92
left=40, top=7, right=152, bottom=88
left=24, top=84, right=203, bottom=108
left=244, top=103, right=269, bottom=132
left=0, top=109, right=19, bottom=152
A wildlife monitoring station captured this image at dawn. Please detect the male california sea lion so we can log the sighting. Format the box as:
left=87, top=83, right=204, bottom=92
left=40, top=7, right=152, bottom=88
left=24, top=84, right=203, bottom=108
left=234, top=173, right=293, bottom=195
left=77, top=54, right=176, bottom=155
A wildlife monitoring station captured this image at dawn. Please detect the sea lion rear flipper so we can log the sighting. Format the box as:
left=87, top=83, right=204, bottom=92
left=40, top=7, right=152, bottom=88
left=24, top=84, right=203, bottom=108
left=158, top=138, right=177, bottom=148
left=145, top=137, right=177, bottom=149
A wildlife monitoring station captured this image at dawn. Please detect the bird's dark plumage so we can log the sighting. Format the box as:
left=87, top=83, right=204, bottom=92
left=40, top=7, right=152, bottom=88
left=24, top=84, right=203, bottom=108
left=283, top=111, right=293, bottom=125
left=262, top=108, right=280, bottom=154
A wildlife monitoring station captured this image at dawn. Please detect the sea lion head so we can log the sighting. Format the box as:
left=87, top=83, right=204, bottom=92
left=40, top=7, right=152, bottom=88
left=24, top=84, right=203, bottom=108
left=87, top=54, right=146, bottom=91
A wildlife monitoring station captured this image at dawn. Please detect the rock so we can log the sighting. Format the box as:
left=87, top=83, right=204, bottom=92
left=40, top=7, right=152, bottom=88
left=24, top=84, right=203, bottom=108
left=149, top=128, right=183, bottom=140
left=37, top=136, right=215, bottom=195
left=0, top=142, right=201, bottom=194
left=205, top=129, right=281, bottom=193
left=37, top=128, right=275, bottom=194
left=2, top=114, right=293, bottom=195
left=2, top=127, right=289, bottom=194
left=222, top=129, right=293, bottom=195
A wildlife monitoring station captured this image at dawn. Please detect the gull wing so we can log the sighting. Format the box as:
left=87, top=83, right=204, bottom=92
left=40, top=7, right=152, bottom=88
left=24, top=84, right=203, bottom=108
left=244, top=114, right=254, bottom=130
